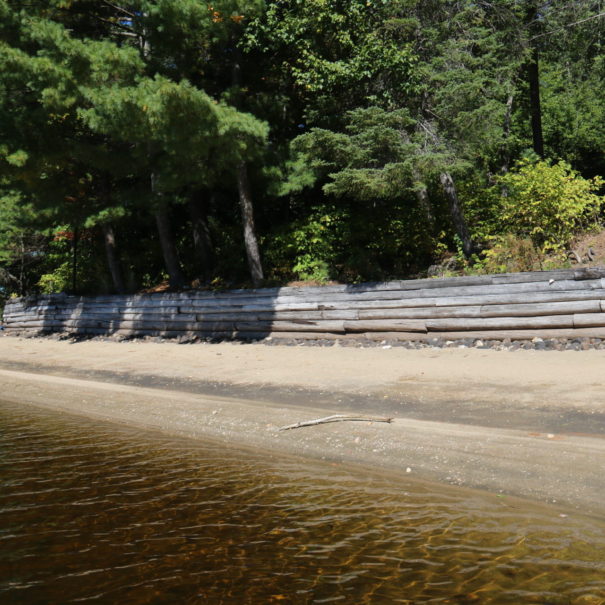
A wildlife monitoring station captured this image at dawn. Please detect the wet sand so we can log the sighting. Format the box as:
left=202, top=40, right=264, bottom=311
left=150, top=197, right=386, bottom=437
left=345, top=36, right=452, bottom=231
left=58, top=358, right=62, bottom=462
left=1, top=335, right=604, bottom=517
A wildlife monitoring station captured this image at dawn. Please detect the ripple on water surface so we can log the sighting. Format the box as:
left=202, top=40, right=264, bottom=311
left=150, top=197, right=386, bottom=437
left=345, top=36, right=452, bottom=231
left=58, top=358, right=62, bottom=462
left=0, top=400, right=604, bottom=604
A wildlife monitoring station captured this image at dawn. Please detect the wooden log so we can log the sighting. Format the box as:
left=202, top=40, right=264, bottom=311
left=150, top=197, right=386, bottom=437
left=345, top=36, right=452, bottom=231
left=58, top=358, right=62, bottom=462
left=2, top=313, right=46, bottom=322
left=8, top=321, right=50, bottom=327
left=48, top=311, right=197, bottom=323
left=116, top=320, right=237, bottom=332
left=479, top=300, right=602, bottom=318
left=434, top=289, right=605, bottom=308
left=573, top=313, right=605, bottom=328
left=343, top=319, right=427, bottom=333
left=194, top=310, right=360, bottom=321
left=574, top=268, right=605, bottom=280
left=358, top=306, right=483, bottom=320
left=317, top=289, right=605, bottom=311
left=51, top=304, right=182, bottom=315
left=235, top=320, right=345, bottom=333
left=52, top=318, right=344, bottom=333
left=490, top=269, right=583, bottom=284
left=47, top=310, right=351, bottom=324
left=2, top=304, right=62, bottom=314
left=426, top=315, right=574, bottom=332
left=185, top=301, right=322, bottom=313
left=335, top=327, right=605, bottom=341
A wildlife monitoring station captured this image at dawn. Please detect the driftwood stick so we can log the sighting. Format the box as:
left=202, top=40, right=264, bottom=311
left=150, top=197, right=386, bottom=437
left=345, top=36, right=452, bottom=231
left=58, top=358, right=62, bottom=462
left=279, top=414, right=393, bottom=431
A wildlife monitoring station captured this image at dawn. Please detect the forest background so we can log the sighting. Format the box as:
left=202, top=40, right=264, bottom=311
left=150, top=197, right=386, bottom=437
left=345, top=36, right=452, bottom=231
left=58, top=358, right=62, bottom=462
left=1, top=0, right=605, bottom=302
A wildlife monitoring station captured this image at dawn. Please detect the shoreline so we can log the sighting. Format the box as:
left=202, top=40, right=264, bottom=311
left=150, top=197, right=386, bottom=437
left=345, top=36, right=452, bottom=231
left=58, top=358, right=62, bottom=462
left=1, top=335, right=605, bottom=518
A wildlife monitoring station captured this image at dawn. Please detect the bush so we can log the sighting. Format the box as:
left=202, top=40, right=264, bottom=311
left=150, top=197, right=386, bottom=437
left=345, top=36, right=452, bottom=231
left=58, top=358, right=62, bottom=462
left=497, top=159, right=603, bottom=253
left=264, top=205, right=347, bottom=283
left=478, top=235, right=544, bottom=274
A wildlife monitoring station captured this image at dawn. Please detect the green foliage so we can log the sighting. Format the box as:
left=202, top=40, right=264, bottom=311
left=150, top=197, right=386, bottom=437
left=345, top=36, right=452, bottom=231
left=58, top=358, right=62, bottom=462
left=0, top=189, right=47, bottom=297
left=497, top=159, right=603, bottom=252
left=290, top=107, right=418, bottom=199
left=541, top=60, right=605, bottom=175
left=36, top=227, right=109, bottom=294
left=264, top=205, right=347, bottom=283
left=475, top=235, right=544, bottom=275
left=2, top=0, right=605, bottom=296
left=243, top=0, right=419, bottom=126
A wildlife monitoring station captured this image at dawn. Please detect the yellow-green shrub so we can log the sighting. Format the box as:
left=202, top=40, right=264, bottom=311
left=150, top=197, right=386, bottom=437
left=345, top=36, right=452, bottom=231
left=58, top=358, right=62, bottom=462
left=498, top=159, right=603, bottom=253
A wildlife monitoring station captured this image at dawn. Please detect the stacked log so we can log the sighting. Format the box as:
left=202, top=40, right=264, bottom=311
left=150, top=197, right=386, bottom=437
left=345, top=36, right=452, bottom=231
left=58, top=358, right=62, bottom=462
left=3, top=267, right=605, bottom=341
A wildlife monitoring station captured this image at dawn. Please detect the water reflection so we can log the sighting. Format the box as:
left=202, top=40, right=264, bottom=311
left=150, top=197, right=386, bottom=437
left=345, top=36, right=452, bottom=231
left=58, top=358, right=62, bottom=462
left=1, top=400, right=604, bottom=604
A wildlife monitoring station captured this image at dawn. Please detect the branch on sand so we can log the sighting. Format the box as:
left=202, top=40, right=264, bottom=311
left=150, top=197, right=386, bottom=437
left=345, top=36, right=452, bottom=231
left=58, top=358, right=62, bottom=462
left=279, top=414, right=393, bottom=431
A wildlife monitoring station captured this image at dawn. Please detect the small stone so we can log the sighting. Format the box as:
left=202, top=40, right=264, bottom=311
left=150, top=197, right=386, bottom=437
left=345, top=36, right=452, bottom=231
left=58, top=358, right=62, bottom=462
left=406, top=467, right=412, bottom=473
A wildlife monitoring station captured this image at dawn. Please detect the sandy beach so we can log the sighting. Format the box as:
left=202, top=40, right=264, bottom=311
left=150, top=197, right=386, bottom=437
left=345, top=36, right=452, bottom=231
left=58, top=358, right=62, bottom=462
left=1, top=334, right=604, bottom=517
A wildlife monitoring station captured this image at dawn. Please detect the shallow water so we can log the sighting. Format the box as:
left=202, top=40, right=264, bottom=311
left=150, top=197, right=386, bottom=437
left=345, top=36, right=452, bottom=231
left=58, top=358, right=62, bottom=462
left=1, top=400, right=604, bottom=604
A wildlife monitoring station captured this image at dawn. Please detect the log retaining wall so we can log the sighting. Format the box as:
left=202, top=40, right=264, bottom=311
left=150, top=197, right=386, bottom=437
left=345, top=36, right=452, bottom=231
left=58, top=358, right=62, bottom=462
left=3, top=268, right=605, bottom=341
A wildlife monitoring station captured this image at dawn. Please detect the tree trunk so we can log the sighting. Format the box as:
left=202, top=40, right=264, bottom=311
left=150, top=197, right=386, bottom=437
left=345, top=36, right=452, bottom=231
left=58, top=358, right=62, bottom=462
left=501, top=91, right=515, bottom=175
left=102, top=223, right=126, bottom=294
left=439, top=171, right=474, bottom=259
left=414, top=179, right=435, bottom=229
left=527, top=47, right=544, bottom=157
left=151, top=173, right=186, bottom=289
left=524, top=1, right=544, bottom=158
left=71, top=226, right=78, bottom=294
left=19, top=233, right=25, bottom=296
left=236, top=161, right=264, bottom=286
left=98, top=176, right=126, bottom=294
left=154, top=202, right=186, bottom=289
left=188, top=190, right=215, bottom=282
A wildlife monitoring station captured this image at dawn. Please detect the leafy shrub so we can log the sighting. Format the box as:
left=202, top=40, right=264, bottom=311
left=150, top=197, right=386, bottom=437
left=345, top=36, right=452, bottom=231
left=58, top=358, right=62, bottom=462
left=497, top=159, right=603, bottom=253
left=264, top=205, right=347, bottom=283
left=478, top=234, right=544, bottom=274
left=37, top=227, right=109, bottom=294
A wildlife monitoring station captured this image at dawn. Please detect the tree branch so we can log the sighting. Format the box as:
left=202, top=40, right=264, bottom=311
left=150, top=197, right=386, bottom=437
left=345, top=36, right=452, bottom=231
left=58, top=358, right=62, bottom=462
left=279, top=414, right=393, bottom=431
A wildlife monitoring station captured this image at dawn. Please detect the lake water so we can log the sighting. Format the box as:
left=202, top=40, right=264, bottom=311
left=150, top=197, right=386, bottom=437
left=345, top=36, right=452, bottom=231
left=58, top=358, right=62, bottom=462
left=1, top=399, right=604, bottom=604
